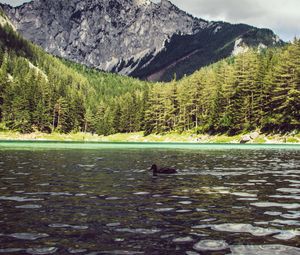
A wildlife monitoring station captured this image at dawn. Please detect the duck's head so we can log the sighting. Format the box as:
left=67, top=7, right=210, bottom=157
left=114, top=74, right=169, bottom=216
left=150, top=164, right=158, bottom=176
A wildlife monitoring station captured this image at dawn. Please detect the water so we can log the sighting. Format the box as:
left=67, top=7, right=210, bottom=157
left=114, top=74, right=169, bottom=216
left=0, top=142, right=300, bottom=254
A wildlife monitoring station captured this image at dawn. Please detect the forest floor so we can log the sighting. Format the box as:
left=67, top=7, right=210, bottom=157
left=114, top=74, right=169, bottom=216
left=0, top=131, right=299, bottom=144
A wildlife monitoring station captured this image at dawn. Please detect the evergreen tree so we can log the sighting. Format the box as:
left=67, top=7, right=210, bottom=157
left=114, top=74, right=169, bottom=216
left=270, top=40, right=300, bottom=131
left=0, top=52, right=9, bottom=123
left=1, top=19, right=299, bottom=137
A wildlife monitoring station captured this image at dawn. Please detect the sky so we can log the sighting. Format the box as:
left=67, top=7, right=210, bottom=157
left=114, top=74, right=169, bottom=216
left=1, top=0, right=299, bottom=41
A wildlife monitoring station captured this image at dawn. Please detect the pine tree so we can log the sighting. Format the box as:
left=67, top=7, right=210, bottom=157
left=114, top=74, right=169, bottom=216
left=53, top=97, right=68, bottom=133
left=271, top=39, right=300, bottom=131
left=0, top=52, right=9, bottom=123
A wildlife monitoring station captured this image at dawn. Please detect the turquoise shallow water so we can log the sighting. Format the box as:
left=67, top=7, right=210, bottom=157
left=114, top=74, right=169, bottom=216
left=0, top=142, right=300, bottom=254
left=0, top=141, right=300, bottom=151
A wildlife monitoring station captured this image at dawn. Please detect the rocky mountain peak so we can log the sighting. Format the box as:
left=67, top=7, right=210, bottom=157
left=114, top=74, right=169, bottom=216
left=1, top=0, right=283, bottom=81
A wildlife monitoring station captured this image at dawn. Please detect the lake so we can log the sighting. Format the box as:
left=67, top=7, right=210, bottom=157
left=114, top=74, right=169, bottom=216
left=0, top=142, right=300, bottom=254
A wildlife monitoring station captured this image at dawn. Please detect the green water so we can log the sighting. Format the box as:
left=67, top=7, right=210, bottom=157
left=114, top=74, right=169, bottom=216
left=0, top=142, right=300, bottom=254
left=1, top=141, right=300, bottom=151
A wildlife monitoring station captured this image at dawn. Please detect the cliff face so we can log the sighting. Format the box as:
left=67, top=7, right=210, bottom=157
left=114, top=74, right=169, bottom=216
left=1, top=0, right=283, bottom=81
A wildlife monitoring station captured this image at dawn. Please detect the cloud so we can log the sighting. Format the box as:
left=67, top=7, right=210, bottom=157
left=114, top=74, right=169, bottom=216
left=165, top=0, right=300, bottom=41
left=0, top=0, right=31, bottom=7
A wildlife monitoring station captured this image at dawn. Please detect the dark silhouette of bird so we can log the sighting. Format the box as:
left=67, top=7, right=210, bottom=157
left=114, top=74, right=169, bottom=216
left=150, top=164, right=177, bottom=176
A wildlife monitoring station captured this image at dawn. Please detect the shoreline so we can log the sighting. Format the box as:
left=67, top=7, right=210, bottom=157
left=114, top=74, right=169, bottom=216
left=0, top=131, right=299, bottom=144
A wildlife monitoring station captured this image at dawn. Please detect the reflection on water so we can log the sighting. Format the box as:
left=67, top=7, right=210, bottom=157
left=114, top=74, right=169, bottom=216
left=0, top=143, right=300, bottom=254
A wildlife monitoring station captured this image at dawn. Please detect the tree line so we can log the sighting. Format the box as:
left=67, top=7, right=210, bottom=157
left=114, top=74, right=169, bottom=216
left=144, top=41, right=300, bottom=135
left=0, top=23, right=149, bottom=135
left=0, top=22, right=299, bottom=136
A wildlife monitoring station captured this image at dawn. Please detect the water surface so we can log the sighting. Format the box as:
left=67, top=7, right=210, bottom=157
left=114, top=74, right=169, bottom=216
left=0, top=142, right=300, bottom=254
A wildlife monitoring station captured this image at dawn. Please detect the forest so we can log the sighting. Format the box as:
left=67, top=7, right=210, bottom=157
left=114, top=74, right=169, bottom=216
left=0, top=18, right=299, bottom=136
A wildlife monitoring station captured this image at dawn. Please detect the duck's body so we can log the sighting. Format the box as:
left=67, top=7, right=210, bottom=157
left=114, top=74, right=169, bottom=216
left=150, top=164, right=177, bottom=176
left=156, top=167, right=177, bottom=174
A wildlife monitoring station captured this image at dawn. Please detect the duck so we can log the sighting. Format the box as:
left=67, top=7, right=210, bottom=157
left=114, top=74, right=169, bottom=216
left=150, top=164, right=177, bottom=176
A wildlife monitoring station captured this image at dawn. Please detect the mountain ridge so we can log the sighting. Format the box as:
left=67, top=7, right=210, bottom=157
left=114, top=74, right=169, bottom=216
left=1, top=0, right=284, bottom=81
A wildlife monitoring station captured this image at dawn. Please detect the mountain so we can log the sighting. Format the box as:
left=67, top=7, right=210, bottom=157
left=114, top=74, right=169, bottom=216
left=1, top=0, right=283, bottom=81
left=0, top=11, right=149, bottom=134
left=1, top=9, right=299, bottom=135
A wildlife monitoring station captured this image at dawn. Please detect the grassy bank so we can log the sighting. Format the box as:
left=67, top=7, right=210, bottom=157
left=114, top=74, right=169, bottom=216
left=0, top=131, right=299, bottom=144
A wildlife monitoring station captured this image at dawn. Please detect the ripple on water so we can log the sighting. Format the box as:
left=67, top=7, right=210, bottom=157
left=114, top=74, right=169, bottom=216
left=176, top=209, right=192, bottom=213
left=211, top=223, right=279, bottom=237
left=269, top=195, right=300, bottom=200
left=98, top=250, right=144, bottom=255
left=270, top=219, right=300, bottom=226
left=14, top=172, right=30, bottom=176
left=200, top=218, right=217, bottom=223
left=106, top=223, right=121, bottom=227
left=25, top=192, right=72, bottom=196
left=186, top=252, right=200, bottom=255
left=152, top=194, right=162, bottom=198
left=281, top=212, right=300, bottom=219
left=115, top=228, right=160, bottom=234
left=105, top=197, right=122, bottom=200
left=248, top=180, right=267, bottom=183
left=172, top=236, right=194, bottom=243
left=286, top=180, right=300, bottom=184
left=26, top=247, right=58, bottom=255
left=49, top=224, right=88, bottom=230
left=193, top=240, right=229, bottom=252
left=277, top=188, right=300, bottom=194
left=273, top=230, right=300, bottom=240
left=77, top=164, right=95, bottom=168
left=170, top=196, right=190, bottom=199
left=67, top=248, right=88, bottom=254
left=15, top=204, right=42, bottom=209
left=290, top=184, right=300, bottom=188
left=14, top=190, right=25, bottom=194
left=75, top=193, right=87, bottom=197
left=1, top=177, right=17, bottom=180
left=178, top=201, right=192, bottom=205
left=10, top=233, right=49, bottom=240
left=237, top=198, right=258, bottom=201
left=251, top=202, right=300, bottom=209
left=133, top=192, right=150, bottom=195
left=36, top=183, right=50, bottom=186
left=229, top=245, right=300, bottom=255
left=264, top=211, right=282, bottom=216
left=114, top=238, right=125, bottom=242
left=196, top=208, right=207, bottom=212
left=155, top=208, right=175, bottom=212
left=231, top=192, right=257, bottom=198
left=0, top=196, right=43, bottom=202
left=0, top=248, right=24, bottom=253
